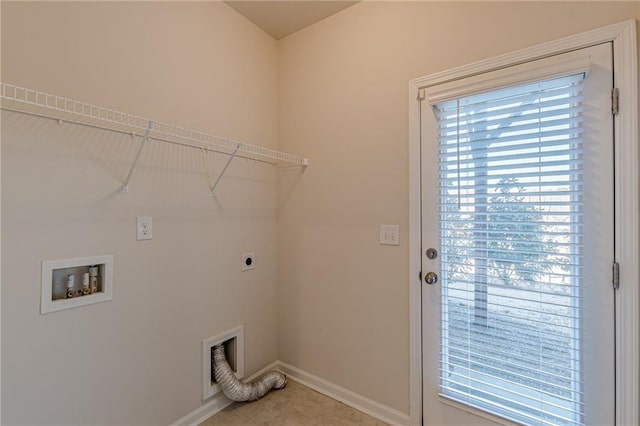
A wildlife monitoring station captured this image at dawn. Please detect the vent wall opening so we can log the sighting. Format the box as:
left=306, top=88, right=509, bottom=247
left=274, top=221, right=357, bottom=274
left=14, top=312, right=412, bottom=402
left=202, top=326, right=244, bottom=401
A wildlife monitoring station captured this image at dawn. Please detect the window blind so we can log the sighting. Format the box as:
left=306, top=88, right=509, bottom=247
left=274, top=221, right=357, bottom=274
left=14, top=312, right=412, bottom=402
left=435, top=73, right=584, bottom=426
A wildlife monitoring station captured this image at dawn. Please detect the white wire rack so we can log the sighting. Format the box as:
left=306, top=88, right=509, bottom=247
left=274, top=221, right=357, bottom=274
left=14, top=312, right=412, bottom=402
left=0, top=82, right=308, bottom=193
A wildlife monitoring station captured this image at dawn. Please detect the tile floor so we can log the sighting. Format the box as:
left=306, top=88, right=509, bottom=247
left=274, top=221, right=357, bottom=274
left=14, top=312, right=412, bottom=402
left=200, top=380, right=388, bottom=426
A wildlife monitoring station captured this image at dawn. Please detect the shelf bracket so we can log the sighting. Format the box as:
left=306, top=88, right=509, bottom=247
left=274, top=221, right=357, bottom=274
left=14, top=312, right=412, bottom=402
left=122, top=120, right=154, bottom=193
left=210, top=143, right=241, bottom=195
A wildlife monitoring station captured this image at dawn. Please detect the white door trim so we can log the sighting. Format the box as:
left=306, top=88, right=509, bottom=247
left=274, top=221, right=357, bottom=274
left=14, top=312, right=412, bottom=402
left=408, top=20, right=638, bottom=426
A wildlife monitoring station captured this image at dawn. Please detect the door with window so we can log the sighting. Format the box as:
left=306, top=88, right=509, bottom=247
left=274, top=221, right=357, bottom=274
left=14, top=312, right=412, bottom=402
left=421, top=43, right=614, bottom=426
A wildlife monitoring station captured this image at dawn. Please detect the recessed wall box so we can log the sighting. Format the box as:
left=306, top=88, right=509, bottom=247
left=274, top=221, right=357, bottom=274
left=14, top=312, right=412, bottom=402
left=202, top=325, right=244, bottom=401
left=41, top=255, right=113, bottom=314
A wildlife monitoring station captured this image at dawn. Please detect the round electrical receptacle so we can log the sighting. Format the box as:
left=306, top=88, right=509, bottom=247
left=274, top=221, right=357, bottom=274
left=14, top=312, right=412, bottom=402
left=242, top=253, right=255, bottom=271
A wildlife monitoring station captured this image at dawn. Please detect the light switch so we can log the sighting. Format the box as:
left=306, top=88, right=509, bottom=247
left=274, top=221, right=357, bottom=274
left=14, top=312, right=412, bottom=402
left=380, top=225, right=400, bottom=246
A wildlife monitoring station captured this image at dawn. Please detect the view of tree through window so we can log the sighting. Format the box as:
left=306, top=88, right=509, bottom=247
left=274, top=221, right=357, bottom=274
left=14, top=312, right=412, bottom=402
left=436, top=74, right=584, bottom=425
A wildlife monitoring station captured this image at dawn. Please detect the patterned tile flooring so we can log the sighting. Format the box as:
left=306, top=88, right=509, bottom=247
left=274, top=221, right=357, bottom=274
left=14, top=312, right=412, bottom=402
left=200, top=380, right=388, bottom=426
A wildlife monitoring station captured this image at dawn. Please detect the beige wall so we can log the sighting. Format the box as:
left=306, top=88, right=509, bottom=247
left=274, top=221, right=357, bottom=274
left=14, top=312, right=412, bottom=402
left=1, top=2, right=279, bottom=424
left=2, top=1, right=639, bottom=424
left=277, top=1, right=638, bottom=414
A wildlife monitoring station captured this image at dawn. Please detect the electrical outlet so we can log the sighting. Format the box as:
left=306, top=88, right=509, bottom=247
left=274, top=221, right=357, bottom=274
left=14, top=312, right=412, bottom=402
left=137, top=216, right=153, bottom=241
left=242, top=253, right=255, bottom=271
left=380, top=225, right=400, bottom=246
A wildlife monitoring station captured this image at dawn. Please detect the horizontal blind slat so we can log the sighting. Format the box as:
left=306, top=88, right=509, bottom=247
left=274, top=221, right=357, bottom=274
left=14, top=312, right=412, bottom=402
left=441, top=353, right=583, bottom=394
left=437, top=101, right=583, bottom=127
left=440, top=234, right=580, bottom=248
left=441, top=279, right=583, bottom=300
left=441, top=335, right=583, bottom=373
left=438, top=116, right=583, bottom=142
left=438, top=127, right=583, bottom=146
left=444, top=287, right=581, bottom=309
left=439, top=149, right=581, bottom=166
left=439, top=168, right=583, bottom=181
left=439, top=218, right=581, bottom=227
left=443, top=270, right=582, bottom=287
left=440, top=158, right=582, bottom=174
left=438, top=182, right=581, bottom=193
left=444, top=296, right=579, bottom=326
left=439, top=135, right=583, bottom=156
left=441, top=391, right=580, bottom=426
left=440, top=258, right=581, bottom=270
left=440, top=369, right=584, bottom=419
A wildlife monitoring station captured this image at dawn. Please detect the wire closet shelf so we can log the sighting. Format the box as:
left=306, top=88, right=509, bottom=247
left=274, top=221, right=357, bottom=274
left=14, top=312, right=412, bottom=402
left=0, top=82, right=309, bottom=193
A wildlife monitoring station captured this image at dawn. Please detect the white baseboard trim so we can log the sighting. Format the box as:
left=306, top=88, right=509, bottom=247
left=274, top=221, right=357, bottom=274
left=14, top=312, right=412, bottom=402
left=169, top=361, right=280, bottom=426
left=170, top=360, right=410, bottom=426
left=276, top=361, right=411, bottom=426
left=169, top=392, right=232, bottom=426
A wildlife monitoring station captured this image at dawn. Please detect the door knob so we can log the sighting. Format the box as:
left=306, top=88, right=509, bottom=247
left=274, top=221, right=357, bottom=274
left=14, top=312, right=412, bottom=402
left=424, top=272, right=438, bottom=285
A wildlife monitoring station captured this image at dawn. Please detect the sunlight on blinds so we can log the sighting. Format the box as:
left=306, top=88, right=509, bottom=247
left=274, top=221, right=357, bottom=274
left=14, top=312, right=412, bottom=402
left=435, top=73, right=585, bottom=426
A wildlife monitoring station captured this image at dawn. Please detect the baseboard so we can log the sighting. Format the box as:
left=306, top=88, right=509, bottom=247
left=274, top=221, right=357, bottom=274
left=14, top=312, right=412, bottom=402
left=169, top=392, right=232, bottom=426
left=169, top=361, right=280, bottom=426
left=276, top=361, right=411, bottom=426
left=170, top=360, right=410, bottom=426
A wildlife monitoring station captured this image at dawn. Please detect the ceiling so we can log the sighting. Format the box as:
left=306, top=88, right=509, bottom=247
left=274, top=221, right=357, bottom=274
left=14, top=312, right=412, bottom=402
left=224, top=1, right=360, bottom=40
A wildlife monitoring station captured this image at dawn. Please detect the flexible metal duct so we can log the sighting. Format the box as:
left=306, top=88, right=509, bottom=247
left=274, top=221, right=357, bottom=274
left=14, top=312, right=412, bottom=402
left=213, top=344, right=287, bottom=401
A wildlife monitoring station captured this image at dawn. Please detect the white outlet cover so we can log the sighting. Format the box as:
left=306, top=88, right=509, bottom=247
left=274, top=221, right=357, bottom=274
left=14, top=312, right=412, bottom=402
left=242, top=253, right=255, bottom=271
left=136, top=216, right=153, bottom=241
left=380, top=225, right=400, bottom=246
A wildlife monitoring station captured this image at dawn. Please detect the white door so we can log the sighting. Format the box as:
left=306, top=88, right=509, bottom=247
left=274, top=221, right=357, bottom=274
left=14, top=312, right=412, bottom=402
left=421, top=43, right=614, bottom=426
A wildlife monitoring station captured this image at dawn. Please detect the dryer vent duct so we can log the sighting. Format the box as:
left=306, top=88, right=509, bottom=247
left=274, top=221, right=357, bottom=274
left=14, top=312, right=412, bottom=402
left=212, top=344, right=286, bottom=401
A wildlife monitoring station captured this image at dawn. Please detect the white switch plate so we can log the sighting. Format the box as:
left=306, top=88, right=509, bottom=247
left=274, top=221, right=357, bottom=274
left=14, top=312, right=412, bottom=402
left=136, top=216, right=153, bottom=240
left=380, top=225, right=400, bottom=246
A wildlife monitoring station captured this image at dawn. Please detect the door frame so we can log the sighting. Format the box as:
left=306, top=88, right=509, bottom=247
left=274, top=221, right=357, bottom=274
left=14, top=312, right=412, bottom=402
left=408, top=20, right=638, bottom=426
